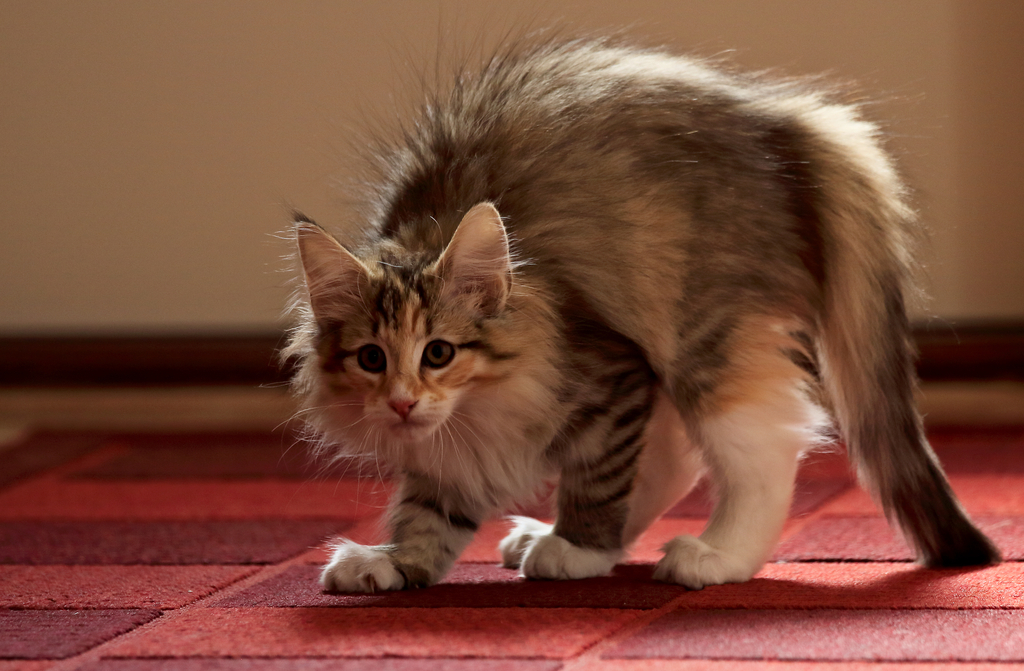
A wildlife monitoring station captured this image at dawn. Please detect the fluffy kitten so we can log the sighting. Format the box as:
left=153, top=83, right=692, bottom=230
left=285, top=39, right=1000, bottom=592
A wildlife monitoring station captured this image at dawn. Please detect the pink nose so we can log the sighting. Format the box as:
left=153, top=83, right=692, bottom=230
left=388, top=398, right=418, bottom=420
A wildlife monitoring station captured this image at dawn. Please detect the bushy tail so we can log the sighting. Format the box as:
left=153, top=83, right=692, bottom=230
left=798, top=103, right=1001, bottom=567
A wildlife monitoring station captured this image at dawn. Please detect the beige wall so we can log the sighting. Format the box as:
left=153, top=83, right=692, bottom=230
left=1, top=0, right=1021, bottom=335
left=945, top=1, right=1024, bottom=319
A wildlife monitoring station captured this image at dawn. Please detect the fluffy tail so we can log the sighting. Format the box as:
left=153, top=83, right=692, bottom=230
left=798, top=102, right=1001, bottom=567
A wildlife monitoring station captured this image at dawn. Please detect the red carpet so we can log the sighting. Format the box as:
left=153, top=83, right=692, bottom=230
left=0, top=426, right=1022, bottom=669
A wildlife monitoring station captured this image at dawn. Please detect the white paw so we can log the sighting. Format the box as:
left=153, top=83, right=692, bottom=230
left=498, top=516, right=554, bottom=569
left=653, top=535, right=757, bottom=590
left=520, top=533, right=621, bottom=580
left=320, top=541, right=405, bottom=593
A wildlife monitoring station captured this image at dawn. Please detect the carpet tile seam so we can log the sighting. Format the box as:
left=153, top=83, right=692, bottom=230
left=87, top=655, right=576, bottom=661
left=604, top=655, right=1024, bottom=663
left=16, top=555, right=313, bottom=669
left=665, top=605, right=1024, bottom=611
left=557, top=582, right=726, bottom=670
left=32, top=444, right=128, bottom=482
left=198, top=605, right=652, bottom=611
left=0, top=516, right=366, bottom=523
left=770, top=558, right=1024, bottom=562
left=0, top=441, right=114, bottom=493
left=81, top=659, right=571, bottom=667
left=0, top=564, right=261, bottom=610
left=0, top=519, right=359, bottom=566
left=0, top=608, right=163, bottom=662
left=599, top=608, right=1024, bottom=663
left=159, top=557, right=319, bottom=608
left=96, top=607, right=642, bottom=660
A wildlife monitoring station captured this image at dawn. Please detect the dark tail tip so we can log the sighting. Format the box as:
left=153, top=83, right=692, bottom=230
left=918, top=515, right=1002, bottom=568
left=891, top=475, right=1003, bottom=568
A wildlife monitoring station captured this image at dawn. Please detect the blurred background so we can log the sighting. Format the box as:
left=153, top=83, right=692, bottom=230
left=1, top=1, right=1021, bottom=351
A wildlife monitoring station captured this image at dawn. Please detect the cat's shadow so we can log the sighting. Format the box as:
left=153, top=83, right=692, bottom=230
left=310, top=561, right=995, bottom=611
left=673, top=562, right=1000, bottom=613
left=295, top=562, right=999, bottom=644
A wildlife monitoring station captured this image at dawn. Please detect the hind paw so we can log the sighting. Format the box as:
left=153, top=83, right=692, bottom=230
left=653, top=535, right=757, bottom=590
left=520, top=532, right=620, bottom=580
left=498, top=516, right=554, bottom=569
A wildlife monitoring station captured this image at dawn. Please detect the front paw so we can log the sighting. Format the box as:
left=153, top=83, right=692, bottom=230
left=320, top=541, right=405, bottom=593
left=520, top=533, right=621, bottom=580
left=653, top=535, right=756, bottom=590
left=498, top=516, right=554, bottom=569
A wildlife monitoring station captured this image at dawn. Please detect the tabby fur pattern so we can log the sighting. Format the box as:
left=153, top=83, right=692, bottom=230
left=285, top=38, right=1000, bottom=592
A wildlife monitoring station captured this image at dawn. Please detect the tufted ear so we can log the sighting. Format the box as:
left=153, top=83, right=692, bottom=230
left=435, top=202, right=512, bottom=317
left=294, top=216, right=370, bottom=323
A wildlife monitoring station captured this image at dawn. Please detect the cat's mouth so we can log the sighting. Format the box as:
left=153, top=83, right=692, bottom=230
left=386, top=418, right=435, bottom=438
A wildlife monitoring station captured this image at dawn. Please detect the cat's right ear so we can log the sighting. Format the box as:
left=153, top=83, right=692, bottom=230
left=294, top=217, right=370, bottom=322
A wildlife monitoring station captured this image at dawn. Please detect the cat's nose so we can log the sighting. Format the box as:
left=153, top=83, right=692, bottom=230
left=388, top=398, right=418, bottom=421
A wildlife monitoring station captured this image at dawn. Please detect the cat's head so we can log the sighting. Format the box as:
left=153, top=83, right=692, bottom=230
left=293, top=202, right=514, bottom=450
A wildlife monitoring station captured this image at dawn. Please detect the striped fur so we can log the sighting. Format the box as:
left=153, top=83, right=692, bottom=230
left=289, top=38, right=999, bottom=593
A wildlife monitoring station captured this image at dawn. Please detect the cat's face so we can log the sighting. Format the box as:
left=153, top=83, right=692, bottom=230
left=314, top=275, right=489, bottom=443
left=296, top=203, right=512, bottom=447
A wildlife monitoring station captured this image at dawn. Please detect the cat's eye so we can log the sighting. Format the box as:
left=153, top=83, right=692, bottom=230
left=422, top=340, right=455, bottom=368
left=357, top=344, right=387, bottom=373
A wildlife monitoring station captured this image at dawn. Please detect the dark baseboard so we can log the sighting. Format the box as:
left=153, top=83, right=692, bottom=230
left=913, top=320, right=1024, bottom=382
left=0, top=322, right=1021, bottom=386
left=0, top=334, right=293, bottom=387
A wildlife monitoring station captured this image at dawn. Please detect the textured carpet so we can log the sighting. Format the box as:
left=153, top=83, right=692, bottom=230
left=0, top=426, right=1022, bottom=669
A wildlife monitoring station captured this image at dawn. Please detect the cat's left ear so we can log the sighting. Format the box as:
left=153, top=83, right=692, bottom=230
left=436, top=202, right=511, bottom=317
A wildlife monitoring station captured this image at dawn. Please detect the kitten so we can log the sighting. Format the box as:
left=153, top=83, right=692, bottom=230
left=285, top=38, right=1000, bottom=592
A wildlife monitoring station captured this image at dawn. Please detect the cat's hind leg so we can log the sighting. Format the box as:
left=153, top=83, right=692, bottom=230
left=507, top=351, right=660, bottom=580
left=499, top=514, right=624, bottom=581
left=499, top=516, right=553, bottom=569
left=502, top=390, right=702, bottom=571
left=655, top=320, right=827, bottom=589
left=621, top=389, right=705, bottom=547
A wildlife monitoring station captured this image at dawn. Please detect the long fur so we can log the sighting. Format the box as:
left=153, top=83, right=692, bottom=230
left=286, top=37, right=999, bottom=592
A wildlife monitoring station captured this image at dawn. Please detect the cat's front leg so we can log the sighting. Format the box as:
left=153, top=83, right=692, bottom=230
left=320, top=541, right=404, bottom=592
left=320, top=472, right=480, bottom=592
